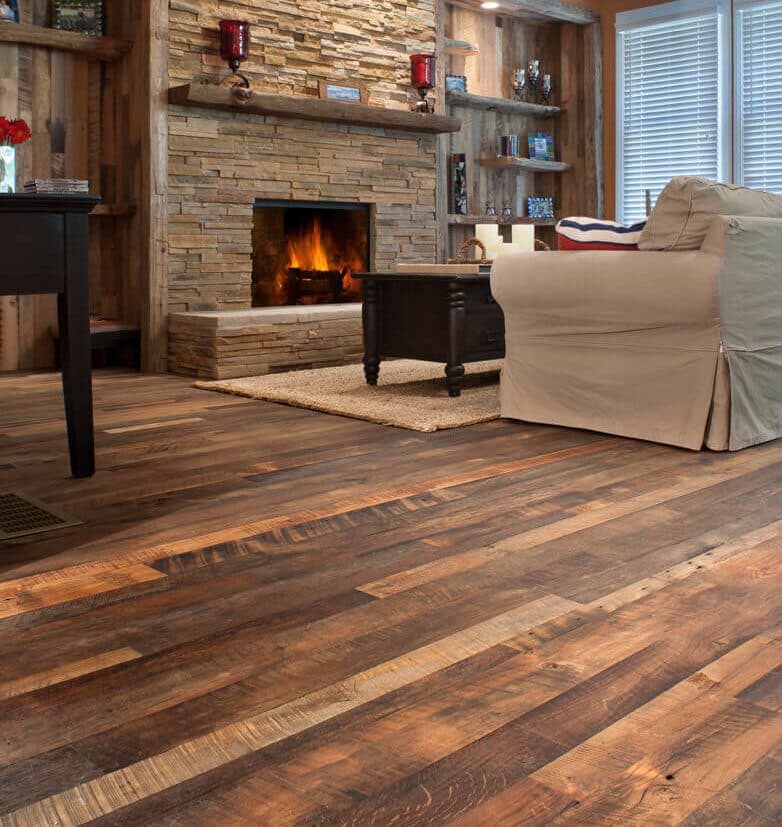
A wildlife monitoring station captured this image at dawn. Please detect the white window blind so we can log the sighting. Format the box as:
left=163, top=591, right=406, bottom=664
left=737, top=0, right=782, bottom=192
left=618, top=9, right=721, bottom=222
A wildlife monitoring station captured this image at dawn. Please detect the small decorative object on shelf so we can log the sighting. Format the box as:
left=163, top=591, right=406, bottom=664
left=498, top=135, right=520, bottom=157
left=541, top=74, right=553, bottom=104
left=445, top=74, right=467, bottom=93
left=0, top=116, right=30, bottom=194
left=52, top=0, right=103, bottom=36
left=511, top=67, right=526, bottom=101
left=500, top=204, right=514, bottom=222
left=24, top=178, right=88, bottom=193
left=0, top=0, right=19, bottom=22
left=451, top=153, right=467, bottom=215
left=484, top=200, right=497, bottom=217
left=528, top=131, right=555, bottom=161
left=318, top=80, right=366, bottom=104
left=527, top=196, right=555, bottom=220
left=219, top=19, right=251, bottom=88
left=527, top=59, right=541, bottom=94
left=410, top=53, right=436, bottom=113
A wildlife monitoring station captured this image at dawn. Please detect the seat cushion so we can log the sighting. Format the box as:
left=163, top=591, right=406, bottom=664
left=556, top=216, right=646, bottom=250
left=639, top=176, right=782, bottom=251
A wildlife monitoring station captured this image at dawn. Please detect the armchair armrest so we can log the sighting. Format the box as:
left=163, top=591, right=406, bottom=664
left=490, top=250, right=721, bottom=346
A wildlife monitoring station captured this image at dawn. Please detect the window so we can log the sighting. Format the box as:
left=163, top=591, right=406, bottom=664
left=736, top=0, right=782, bottom=192
left=616, top=0, right=782, bottom=222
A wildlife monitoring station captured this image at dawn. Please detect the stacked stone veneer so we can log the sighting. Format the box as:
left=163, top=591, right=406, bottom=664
left=169, top=306, right=364, bottom=380
left=167, top=115, right=439, bottom=312
left=166, top=1, right=438, bottom=377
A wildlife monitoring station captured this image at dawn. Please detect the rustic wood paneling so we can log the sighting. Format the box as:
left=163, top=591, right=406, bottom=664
left=0, top=2, right=156, bottom=372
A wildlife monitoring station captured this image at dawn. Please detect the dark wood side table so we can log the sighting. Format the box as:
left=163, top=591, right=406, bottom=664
left=0, top=194, right=101, bottom=478
left=354, top=271, right=505, bottom=397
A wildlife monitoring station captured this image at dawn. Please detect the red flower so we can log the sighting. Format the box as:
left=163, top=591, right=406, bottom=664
left=7, top=118, right=31, bottom=145
left=0, top=117, right=8, bottom=143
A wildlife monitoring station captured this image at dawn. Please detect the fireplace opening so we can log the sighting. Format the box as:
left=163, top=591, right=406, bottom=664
left=252, top=200, right=371, bottom=307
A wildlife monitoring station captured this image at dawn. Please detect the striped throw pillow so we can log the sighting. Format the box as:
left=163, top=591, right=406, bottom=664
left=556, top=217, right=647, bottom=251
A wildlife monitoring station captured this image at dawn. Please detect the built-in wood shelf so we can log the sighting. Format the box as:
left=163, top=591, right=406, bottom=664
left=169, top=82, right=462, bottom=134
left=446, top=91, right=560, bottom=118
left=445, top=38, right=479, bottom=56
left=91, top=202, right=135, bottom=218
left=448, top=213, right=557, bottom=226
left=480, top=156, right=571, bottom=172
left=0, top=22, right=132, bottom=61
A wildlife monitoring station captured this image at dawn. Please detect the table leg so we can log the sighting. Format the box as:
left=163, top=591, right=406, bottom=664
left=446, top=280, right=465, bottom=397
left=58, top=213, right=94, bottom=478
left=362, top=277, right=380, bottom=385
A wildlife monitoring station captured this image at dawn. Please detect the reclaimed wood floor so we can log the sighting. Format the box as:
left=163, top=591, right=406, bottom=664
left=0, top=370, right=781, bottom=826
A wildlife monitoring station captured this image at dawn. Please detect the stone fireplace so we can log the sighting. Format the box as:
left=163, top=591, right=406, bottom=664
left=165, top=0, right=441, bottom=380
left=252, top=200, right=371, bottom=307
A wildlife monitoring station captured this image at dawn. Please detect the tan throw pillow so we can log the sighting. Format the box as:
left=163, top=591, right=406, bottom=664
left=638, top=176, right=782, bottom=251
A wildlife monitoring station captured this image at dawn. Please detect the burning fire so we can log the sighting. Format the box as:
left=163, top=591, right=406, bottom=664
left=275, top=217, right=364, bottom=303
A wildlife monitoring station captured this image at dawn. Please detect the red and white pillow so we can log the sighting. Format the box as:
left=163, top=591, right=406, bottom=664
left=556, top=217, right=647, bottom=251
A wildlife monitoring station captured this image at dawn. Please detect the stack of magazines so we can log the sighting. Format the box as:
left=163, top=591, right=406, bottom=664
left=24, top=179, right=89, bottom=194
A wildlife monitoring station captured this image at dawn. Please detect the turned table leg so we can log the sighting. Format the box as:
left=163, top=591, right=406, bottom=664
left=362, top=277, right=380, bottom=385
left=446, top=280, right=465, bottom=398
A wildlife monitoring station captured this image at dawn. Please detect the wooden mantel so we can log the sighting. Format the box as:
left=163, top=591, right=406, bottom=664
left=168, top=82, right=462, bottom=134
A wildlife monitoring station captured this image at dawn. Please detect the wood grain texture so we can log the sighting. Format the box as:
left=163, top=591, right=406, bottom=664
left=0, top=370, right=780, bottom=826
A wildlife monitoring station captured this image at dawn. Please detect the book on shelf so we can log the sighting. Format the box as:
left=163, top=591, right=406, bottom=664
left=24, top=179, right=89, bottom=194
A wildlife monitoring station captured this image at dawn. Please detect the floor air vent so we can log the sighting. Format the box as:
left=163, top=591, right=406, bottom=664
left=0, top=492, right=81, bottom=540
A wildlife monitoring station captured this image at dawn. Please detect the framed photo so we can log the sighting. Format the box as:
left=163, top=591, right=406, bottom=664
left=0, top=0, right=19, bottom=22
left=451, top=153, right=467, bottom=215
left=318, top=80, right=367, bottom=105
left=445, top=74, right=467, bottom=93
left=52, top=0, right=103, bottom=36
left=527, top=196, right=554, bottom=220
left=527, top=131, right=555, bottom=161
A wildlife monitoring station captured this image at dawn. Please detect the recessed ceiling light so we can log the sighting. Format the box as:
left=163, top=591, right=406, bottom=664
left=481, top=1, right=500, bottom=7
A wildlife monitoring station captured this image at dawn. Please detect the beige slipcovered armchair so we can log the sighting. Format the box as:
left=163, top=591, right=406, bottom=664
left=491, top=177, right=782, bottom=450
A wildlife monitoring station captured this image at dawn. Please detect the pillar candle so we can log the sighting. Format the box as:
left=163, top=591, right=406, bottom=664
left=511, top=224, right=535, bottom=252
left=475, top=224, right=503, bottom=258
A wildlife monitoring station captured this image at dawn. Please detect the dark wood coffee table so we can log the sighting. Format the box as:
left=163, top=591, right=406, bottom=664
left=353, top=271, right=505, bottom=397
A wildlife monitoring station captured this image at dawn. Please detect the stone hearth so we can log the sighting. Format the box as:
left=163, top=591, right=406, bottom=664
left=168, top=304, right=363, bottom=380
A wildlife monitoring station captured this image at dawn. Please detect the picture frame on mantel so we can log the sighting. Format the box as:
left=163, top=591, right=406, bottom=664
left=318, top=80, right=368, bottom=105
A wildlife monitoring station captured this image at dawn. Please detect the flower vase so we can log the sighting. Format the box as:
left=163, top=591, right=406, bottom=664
left=0, top=144, right=16, bottom=193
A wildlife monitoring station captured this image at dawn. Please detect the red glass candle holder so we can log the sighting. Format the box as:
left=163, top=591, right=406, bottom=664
left=220, top=20, right=250, bottom=72
left=410, top=54, right=436, bottom=89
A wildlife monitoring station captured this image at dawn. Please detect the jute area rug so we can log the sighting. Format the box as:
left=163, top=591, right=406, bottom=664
left=194, top=359, right=502, bottom=432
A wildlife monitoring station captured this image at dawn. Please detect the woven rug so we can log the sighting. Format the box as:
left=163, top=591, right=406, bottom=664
left=194, top=360, right=502, bottom=432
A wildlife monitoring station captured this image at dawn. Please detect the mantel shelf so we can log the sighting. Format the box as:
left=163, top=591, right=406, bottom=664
left=480, top=157, right=571, bottom=172
left=448, top=214, right=557, bottom=226
left=444, top=38, right=479, bottom=56
left=0, top=22, right=131, bottom=61
left=169, top=83, right=462, bottom=134
left=446, top=91, right=560, bottom=118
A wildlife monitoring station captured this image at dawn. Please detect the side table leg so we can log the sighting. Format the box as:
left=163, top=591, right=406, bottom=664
left=59, top=213, right=95, bottom=478
left=446, top=280, right=465, bottom=397
left=363, top=278, right=380, bottom=385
